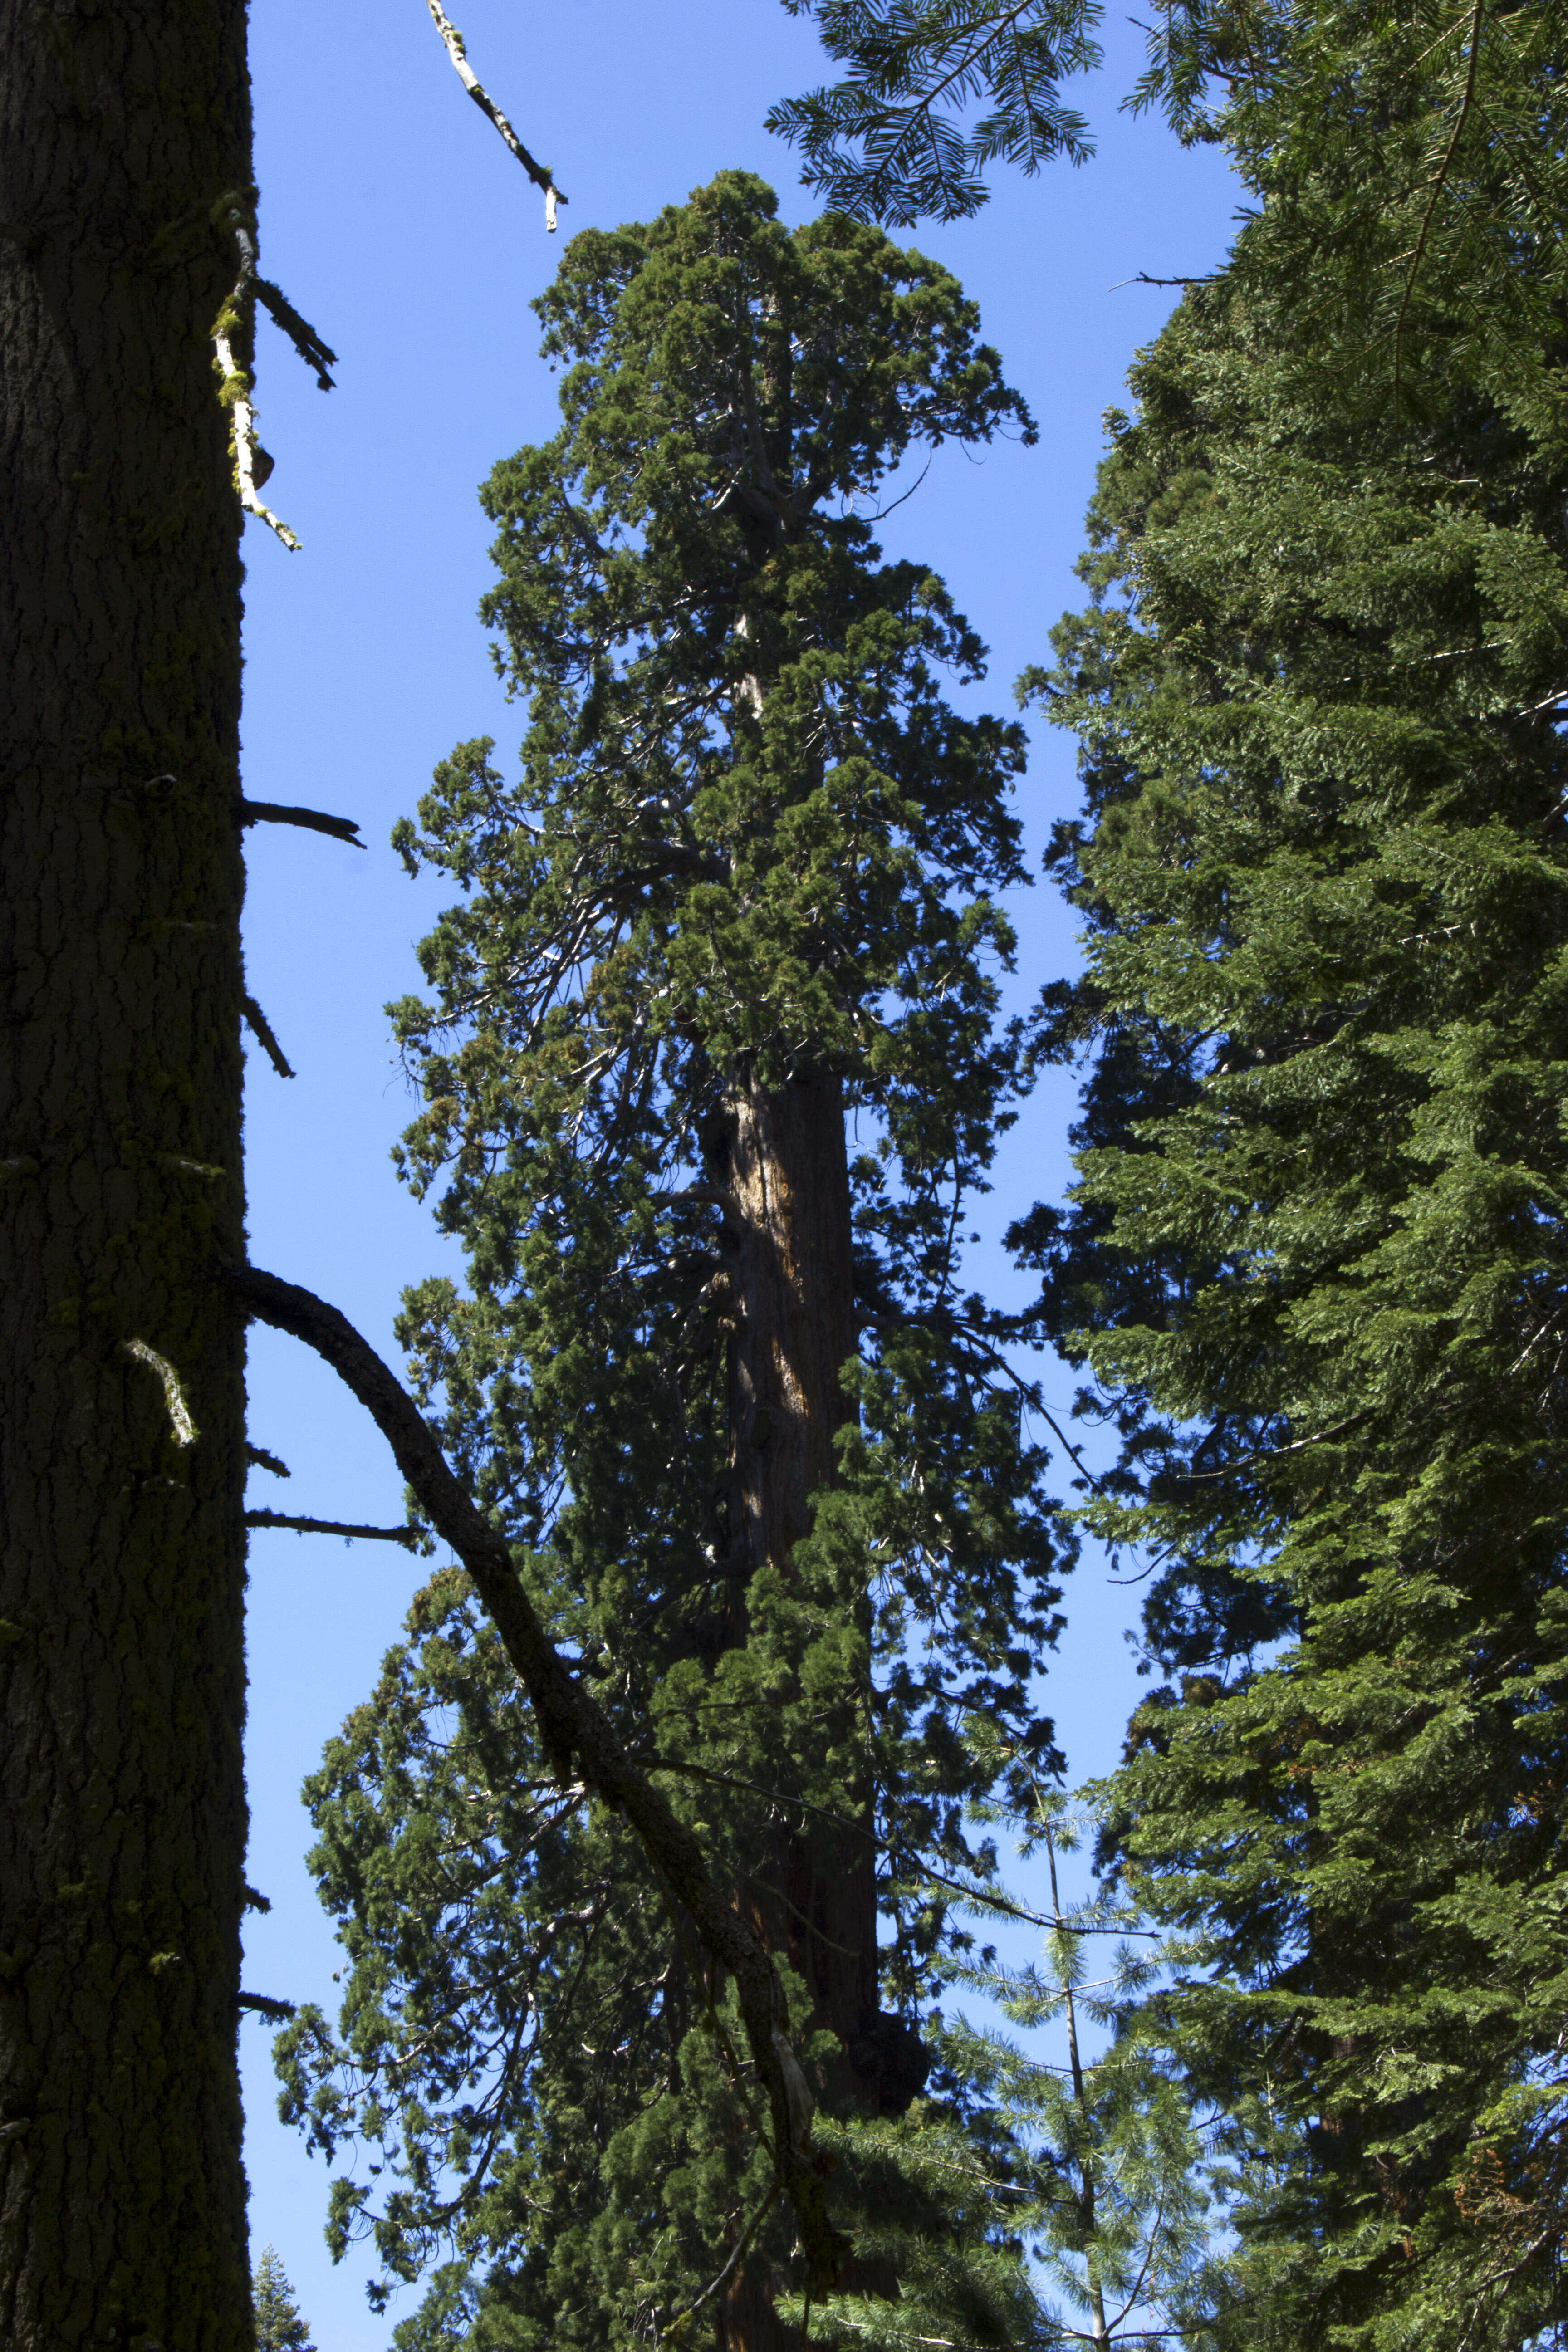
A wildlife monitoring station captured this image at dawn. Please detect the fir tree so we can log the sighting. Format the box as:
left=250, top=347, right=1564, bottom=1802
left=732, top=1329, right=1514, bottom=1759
left=253, top=2244, right=317, bottom=2352
left=277, top=171, right=1072, bottom=2348
left=0, top=5, right=256, bottom=2341
left=1022, top=211, right=1568, bottom=2349
left=941, top=1794, right=1211, bottom=2352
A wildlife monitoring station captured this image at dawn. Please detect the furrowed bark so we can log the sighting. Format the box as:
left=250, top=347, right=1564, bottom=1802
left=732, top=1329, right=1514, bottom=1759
left=0, top=3, right=253, bottom=2346
left=724, top=1070, right=879, bottom=2079
left=227, top=1265, right=849, bottom=2299
left=720, top=1069, right=900, bottom=2351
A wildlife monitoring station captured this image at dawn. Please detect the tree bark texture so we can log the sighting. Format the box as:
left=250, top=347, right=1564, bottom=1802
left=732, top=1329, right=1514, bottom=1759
left=719, top=1070, right=903, bottom=2352
left=0, top=4, right=253, bottom=2344
left=723, top=1071, right=878, bottom=2055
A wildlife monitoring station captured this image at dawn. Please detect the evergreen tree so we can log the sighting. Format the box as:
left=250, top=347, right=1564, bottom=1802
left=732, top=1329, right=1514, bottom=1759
left=1020, top=211, right=1568, bottom=2347
left=277, top=172, right=1072, bottom=2347
left=253, top=2244, right=317, bottom=2352
left=943, top=1795, right=1211, bottom=2352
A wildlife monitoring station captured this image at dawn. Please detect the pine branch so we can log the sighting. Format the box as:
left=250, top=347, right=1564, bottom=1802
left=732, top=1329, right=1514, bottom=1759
left=238, top=1991, right=298, bottom=2021
left=228, top=1263, right=849, bottom=2298
left=1393, top=0, right=1488, bottom=416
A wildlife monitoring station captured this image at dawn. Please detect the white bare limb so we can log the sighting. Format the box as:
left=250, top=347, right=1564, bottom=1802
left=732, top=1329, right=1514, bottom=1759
left=425, top=0, right=567, bottom=230
left=124, top=1340, right=199, bottom=1448
left=213, top=202, right=302, bottom=551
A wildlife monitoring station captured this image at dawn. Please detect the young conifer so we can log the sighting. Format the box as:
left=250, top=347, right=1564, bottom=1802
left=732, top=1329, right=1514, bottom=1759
left=252, top=2245, right=317, bottom=2352
left=276, top=172, right=1071, bottom=2347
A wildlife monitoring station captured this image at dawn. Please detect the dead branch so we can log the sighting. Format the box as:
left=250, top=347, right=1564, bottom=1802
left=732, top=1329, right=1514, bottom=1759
left=237, top=798, right=364, bottom=846
left=244, top=1508, right=418, bottom=1547
left=241, top=996, right=295, bottom=1080
left=425, top=0, right=568, bottom=230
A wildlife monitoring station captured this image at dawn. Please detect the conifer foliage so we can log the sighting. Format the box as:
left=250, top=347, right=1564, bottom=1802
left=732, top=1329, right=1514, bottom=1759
left=1023, top=201, right=1568, bottom=2352
left=253, top=2244, right=317, bottom=2352
left=276, top=172, right=1069, bottom=2346
left=773, top=1, right=1568, bottom=2344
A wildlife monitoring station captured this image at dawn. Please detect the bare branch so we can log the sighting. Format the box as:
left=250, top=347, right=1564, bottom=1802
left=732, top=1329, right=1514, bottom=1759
left=241, top=995, right=295, bottom=1080
left=212, top=200, right=301, bottom=551
left=425, top=0, right=568, bottom=230
left=237, top=798, right=364, bottom=846
left=123, top=1339, right=198, bottom=1448
left=244, top=1508, right=418, bottom=1546
left=1109, top=271, right=1219, bottom=290
left=254, top=277, right=337, bottom=391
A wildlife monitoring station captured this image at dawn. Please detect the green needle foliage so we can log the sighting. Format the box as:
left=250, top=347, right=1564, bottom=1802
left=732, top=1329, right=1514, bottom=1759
left=941, top=1796, right=1211, bottom=2352
left=1018, top=175, right=1568, bottom=2351
left=274, top=172, right=1075, bottom=2349
left=771, top=0, right=1568, bottom=431
left=253, top=2245, right=317, bottom=2352
left=767, top=0, right=1103, bottom=227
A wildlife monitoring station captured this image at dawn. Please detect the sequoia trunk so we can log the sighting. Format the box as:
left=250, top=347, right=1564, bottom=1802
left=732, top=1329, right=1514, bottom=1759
left=0, top=4, right=253, bottom=2345
left=725, top=1067, right=877, bottom=2055
left=719, top=1067, right=901, bottom=2352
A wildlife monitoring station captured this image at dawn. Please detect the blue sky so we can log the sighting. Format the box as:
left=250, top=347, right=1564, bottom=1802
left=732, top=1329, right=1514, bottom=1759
left=237, top=2, right=1238, bottom=2335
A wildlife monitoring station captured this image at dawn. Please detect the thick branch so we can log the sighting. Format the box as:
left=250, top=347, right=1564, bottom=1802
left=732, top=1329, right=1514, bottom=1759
left=237, top=798, right=364, bottom=846
left=227, top=1263, right=845, bottom=2293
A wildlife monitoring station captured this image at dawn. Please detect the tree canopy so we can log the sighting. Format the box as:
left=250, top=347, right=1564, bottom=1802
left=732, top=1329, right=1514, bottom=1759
left=251, top=7, right=1568, bottom=2349
left=1014, top=32, right=1568, bottom=2344
left=275, top=170, right=1078, bottom=2349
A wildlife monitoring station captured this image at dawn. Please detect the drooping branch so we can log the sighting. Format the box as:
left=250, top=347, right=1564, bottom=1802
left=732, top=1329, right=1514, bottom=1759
left=227, top=1263, right=846, bottom=2295
left=424, top=0, right=568, bottom=230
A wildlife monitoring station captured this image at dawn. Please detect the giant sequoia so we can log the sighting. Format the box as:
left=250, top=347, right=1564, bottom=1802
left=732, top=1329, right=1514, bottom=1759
left=277, top=173, right=1069, bottom=2347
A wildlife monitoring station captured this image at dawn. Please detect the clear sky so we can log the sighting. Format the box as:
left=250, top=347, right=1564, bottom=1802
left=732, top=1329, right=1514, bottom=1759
left=237, top=2, right=1238, bottom=2337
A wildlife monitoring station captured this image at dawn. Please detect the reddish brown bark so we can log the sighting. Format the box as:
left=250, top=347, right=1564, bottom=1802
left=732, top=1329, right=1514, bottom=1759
left=724, top=1070, right=880, bottom=2065
left=718, top=1069, right=907, bottom=2352
left=0, top=3, right=253, bottom=2343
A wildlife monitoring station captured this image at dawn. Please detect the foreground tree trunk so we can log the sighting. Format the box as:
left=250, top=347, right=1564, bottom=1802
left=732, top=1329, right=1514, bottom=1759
left=0, top=4, right=253, bottom=2343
